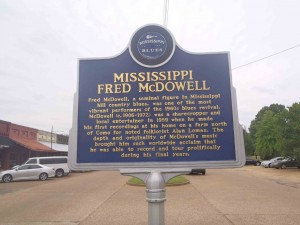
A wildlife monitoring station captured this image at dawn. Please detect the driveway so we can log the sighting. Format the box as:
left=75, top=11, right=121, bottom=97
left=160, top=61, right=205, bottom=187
left=0, top=167, right=299, bottom=225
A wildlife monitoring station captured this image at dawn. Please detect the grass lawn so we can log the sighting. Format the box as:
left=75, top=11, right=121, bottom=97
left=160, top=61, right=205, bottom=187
left=127, top=175, right=190, bottom=186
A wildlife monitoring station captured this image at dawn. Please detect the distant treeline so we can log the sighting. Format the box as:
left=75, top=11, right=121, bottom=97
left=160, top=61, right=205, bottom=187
left=243, top=103, right=300, bottom=160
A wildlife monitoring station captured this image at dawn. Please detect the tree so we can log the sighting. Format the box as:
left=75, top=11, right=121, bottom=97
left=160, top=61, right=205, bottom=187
left=255, top=110, right=282, bottom=159
left=249, top=104, right=286, bottom=158
left=243, top=128, right=255, bottom=156
left=249, top=104, right=285, bottom=140
left=280, top=103, right=300, bottom=161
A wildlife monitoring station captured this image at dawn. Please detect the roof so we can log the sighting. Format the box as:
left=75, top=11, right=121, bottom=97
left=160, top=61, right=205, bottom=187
left=0, top=134, right=66, bottom=153
left=0, top=135, right=16, bottom=149
left=9, top=136, right=57, bottom=152
left=39, top=141, right=68, bottom=152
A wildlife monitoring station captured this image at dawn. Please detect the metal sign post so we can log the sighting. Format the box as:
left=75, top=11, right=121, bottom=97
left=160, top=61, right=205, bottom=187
left=121, top=169, right=190, bottom=225
left=68, top=24, right=245, bottom=225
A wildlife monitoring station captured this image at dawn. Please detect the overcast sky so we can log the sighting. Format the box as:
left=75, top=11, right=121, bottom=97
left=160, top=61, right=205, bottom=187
left=0, top=0, right=299, bottom=134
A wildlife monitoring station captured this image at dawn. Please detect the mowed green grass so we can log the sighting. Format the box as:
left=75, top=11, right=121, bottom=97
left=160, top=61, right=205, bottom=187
left=127, top=175, right=190, bottom=186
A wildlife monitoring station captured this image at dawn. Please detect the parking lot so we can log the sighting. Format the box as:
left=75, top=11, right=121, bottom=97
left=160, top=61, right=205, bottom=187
left=241, top=165, right=300, bottom=187
left=0, top=166, right=300, bottom=225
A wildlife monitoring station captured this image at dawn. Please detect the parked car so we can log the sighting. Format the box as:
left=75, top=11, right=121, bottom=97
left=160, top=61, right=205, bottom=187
left=272, top=158, right=300, bottom=169
left=23, top=156, right=70, bottom=177
left=261, top=157, right=284, bottom=168
left=245, top=157, right=261, bottom=166
left=0, top=164, right=55, bottom=183
left=190, top=169, right=206, bottom=175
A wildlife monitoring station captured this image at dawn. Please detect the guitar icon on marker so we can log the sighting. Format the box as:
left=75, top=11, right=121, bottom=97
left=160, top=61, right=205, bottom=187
left=146, top=35, right=158, bottom=39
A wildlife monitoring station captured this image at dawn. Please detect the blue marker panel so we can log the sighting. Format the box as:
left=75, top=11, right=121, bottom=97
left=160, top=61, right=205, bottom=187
left=69, top=24, right=245, bottom=170
left=76, top=49, right=235, bottom=163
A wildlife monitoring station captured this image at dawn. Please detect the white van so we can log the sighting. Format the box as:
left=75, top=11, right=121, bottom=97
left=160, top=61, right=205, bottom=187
left=24, top=156, right=70, bottom=177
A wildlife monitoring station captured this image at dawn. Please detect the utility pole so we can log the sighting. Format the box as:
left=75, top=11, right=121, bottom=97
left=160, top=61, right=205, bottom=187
left=163, top=0, right=169, bottom=27
left=51, top=125, right=53, bottom=151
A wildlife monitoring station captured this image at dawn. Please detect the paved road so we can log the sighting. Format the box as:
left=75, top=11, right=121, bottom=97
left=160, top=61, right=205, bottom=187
left=0, top=167, right=300, bottom=225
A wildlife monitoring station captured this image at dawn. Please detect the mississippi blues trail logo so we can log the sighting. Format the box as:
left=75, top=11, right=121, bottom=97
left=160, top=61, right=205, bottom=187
left=137, top=32, right=167, bottom=59
left=129, top=25, right=175, bottom=68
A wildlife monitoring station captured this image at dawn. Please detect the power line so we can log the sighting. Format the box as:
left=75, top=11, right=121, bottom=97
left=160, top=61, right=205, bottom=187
left=232, top=43, right=300, bottom=70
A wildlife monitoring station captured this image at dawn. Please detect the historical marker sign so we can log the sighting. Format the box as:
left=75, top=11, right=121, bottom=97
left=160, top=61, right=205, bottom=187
left=69, top=24, right=245, bottom=170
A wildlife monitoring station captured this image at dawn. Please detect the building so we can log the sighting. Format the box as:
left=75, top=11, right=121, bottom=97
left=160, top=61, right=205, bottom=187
left=0, top=120, right=68, bottom=170
left=37, top=130, right=69, bottom=153
left=57, top=134, right=69, bottom=145
left=37, top=130, right=56, bottom=143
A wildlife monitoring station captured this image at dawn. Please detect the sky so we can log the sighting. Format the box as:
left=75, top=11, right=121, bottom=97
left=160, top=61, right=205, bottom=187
left=0, top=0, right=299, bottom=134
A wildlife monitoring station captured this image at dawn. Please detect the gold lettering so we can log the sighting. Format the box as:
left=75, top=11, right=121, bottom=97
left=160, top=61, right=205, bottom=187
left=97, top=84, right=131, bottom=94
